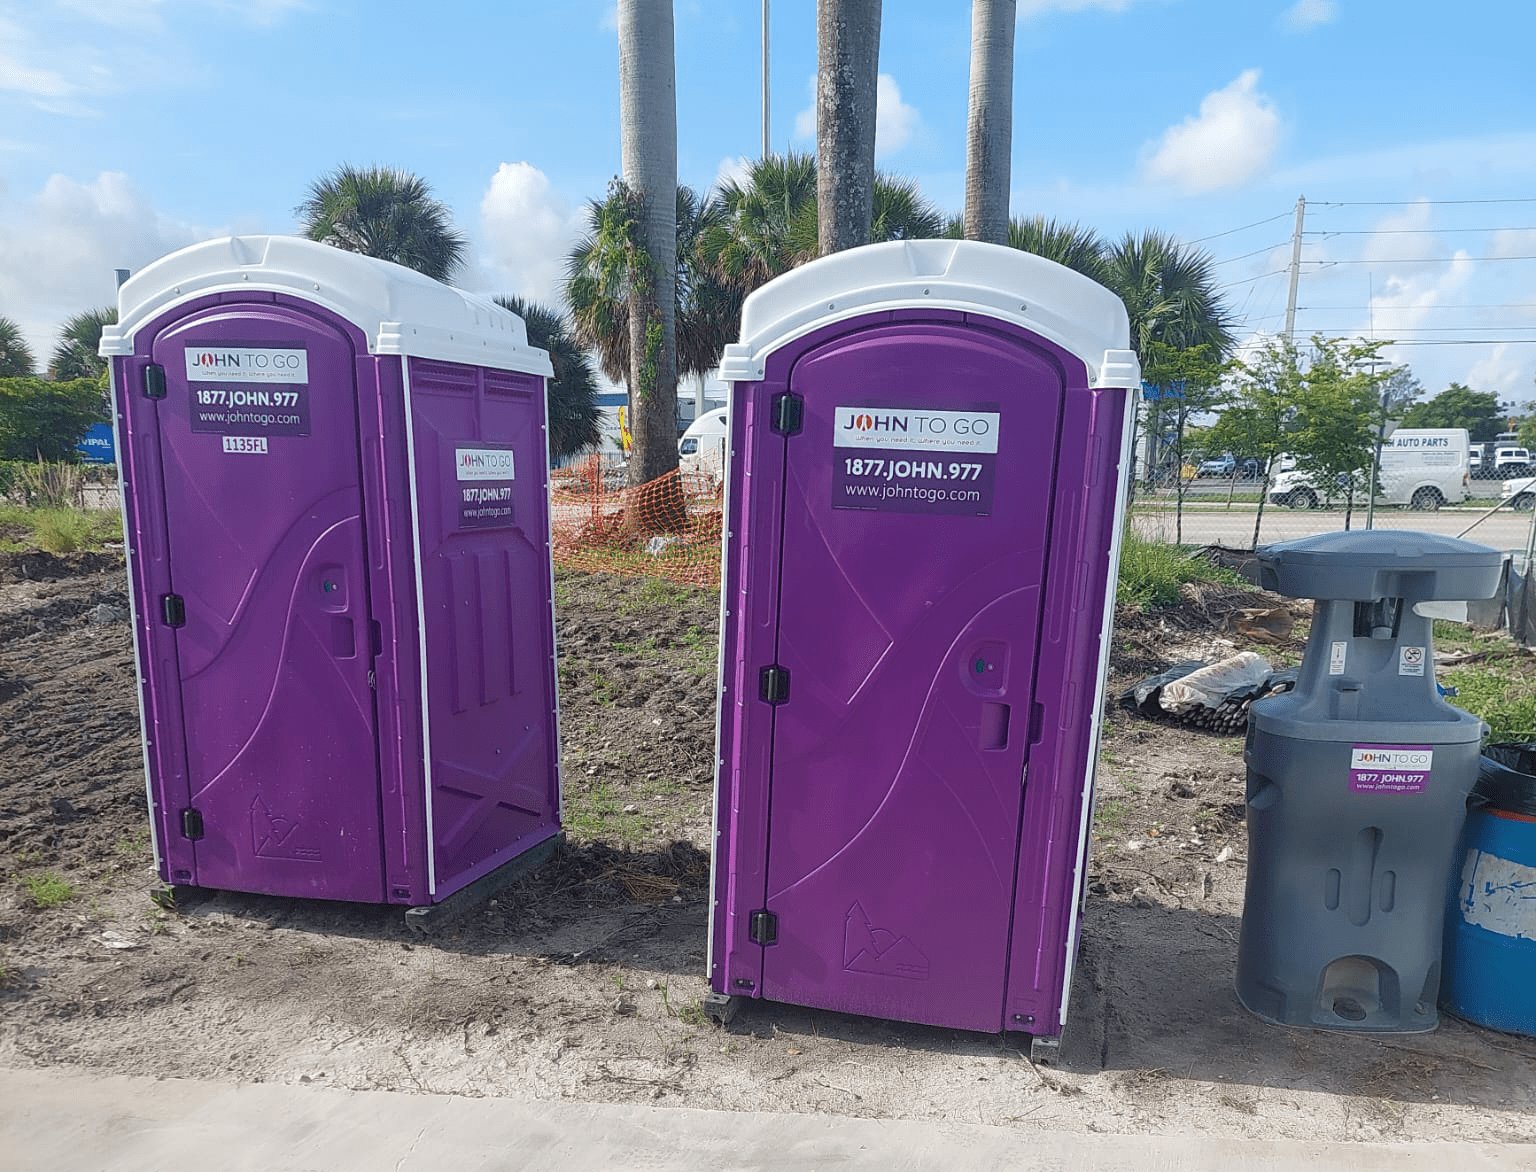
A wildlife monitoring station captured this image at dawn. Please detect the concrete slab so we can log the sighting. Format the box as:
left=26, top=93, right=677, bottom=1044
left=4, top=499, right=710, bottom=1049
left=2, top=1066, right=1534, bottom=1172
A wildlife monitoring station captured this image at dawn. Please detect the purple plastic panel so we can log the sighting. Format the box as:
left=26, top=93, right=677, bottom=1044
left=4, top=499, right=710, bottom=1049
left=1001, top=385, right=1129, bottom=1033
left=115, top=291, right=561, bottom=907
left=712, top=308, right=1122, bottom=1035
left=129, top=302, right=385, bottom=902
left=404, top=358, right=560, bottom=898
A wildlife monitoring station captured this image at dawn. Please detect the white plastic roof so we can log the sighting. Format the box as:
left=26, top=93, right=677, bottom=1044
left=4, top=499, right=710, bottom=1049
left=718, top=238, right=1139, bottom=390
left=100, top=235, right=553, bottom=377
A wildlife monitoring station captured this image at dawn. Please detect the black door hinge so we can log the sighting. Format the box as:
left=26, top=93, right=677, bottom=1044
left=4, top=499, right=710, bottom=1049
left=749, top=910, right=778, bottom=946
left=143, top=363, right=167, bottom=400
left=770, top=392, right=803, bottom=437
left=759, top=665, right=790, bottom=705
left=180, top=808, right=204, bottom=840
left=161, top=593, right=186, bottom=628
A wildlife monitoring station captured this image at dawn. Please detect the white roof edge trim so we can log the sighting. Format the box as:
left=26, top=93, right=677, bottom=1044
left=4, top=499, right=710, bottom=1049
left=99, top=235, right=552, bottom=377
left=717, top=240, right=1135, bottom=389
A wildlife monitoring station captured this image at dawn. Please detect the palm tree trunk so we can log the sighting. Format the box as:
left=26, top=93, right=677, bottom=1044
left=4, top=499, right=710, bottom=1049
left=963, top=0, right=1016, bottom=244
left=816, top=0, right=882, bottom=256
left=619, top=0, right=680, bottom=491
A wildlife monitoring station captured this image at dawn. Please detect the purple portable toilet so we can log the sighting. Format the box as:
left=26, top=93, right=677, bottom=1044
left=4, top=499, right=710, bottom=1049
left=707, top=240, right=1139, bottom=1055
left=101, top=236, right=562, bottom=910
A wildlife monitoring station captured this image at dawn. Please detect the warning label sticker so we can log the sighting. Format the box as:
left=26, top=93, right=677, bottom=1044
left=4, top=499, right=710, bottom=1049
left=1349, top=744, right=1433, bottom=794
left=1399, top=646, right=1426, bottom=676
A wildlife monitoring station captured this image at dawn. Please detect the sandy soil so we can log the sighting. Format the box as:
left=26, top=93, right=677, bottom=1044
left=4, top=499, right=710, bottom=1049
left=1, top=554, right=1533, bottom=1144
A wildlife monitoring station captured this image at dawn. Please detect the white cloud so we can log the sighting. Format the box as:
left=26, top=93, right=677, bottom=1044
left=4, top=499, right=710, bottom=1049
left=712, top=155, right=752, bottom=193
left=476, top=162, right=583, bottom=309
left=0, top=172, right=208, bottom=366
left=1140, top=70, right=1282, bottom=193
left=57, top=0, right=309, bottom=29
left=792, top=73, right=921, bottom=158
left=1017, top=0, right=1138, bottom=16
left=1282, top=0, right=1337, bottom=32
left=875, top=74, right=919, bottom=158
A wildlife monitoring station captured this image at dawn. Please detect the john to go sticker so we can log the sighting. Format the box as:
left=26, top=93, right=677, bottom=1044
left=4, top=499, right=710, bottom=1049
left=1349, top=744, right=1433, bottom=794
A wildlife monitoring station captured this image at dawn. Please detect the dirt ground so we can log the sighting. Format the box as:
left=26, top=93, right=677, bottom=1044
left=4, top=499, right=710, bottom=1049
left=1, top=553, right=1534, bottom=1145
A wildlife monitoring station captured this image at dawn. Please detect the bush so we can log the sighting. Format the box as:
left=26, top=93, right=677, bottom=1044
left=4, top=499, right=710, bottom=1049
left=31, top=508, right=94, bottom=553
left=0, top=376, right=107, bottom=462
left=14, top=459, right=82, bottom=508
left=1117, top=530, right=1249, bottom=611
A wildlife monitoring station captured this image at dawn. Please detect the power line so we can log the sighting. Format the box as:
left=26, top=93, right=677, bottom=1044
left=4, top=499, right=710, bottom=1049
left=1316, top=197, right=1536, bottom=207
left=1300, top=302, right=1536, bottom=311
left=1212, top=241, right=1291, bottom=266
left=1306, top=336, right=1536, bottom=346
left=1304, top=255, right=1536, bottom=265
left=1216, top=268, right=1290, bottom=290
left=1186, top=210, right=1293, bottom=245
left=1308, top=226, right=1536, bottom=236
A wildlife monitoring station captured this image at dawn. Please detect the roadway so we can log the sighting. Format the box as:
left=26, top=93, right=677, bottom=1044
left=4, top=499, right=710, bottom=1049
left=1132, top=498, right=1536, bottom=552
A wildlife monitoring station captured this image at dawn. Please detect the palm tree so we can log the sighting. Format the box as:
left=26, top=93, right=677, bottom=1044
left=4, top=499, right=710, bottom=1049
left=295, top=164, right=467, bottom=283
left=566, top=185, right=739, bottom=386
left=50, top=307, right=116, bottom=381
left=699, top=153, right=945, bottom=296
left=1006, top=216, right=1109, bottom=284
left=1102, top=229, right=1234, bottom=362
left=0, top=315, right=35, bottom=377
left=700, top=151, right=819, bottom=294
left=617, top=0, right=680, bottom=488
left=816, top=0, right=883, bottom=255
left=963, top=0, right=1017, bottom=244
left=493, top=296, right=602, bottom=460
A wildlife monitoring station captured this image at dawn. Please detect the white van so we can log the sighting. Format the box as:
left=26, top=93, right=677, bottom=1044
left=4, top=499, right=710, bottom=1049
left=1269, top=428, right=1471, bottom=511
left=678, top=406, right=727, bottom=486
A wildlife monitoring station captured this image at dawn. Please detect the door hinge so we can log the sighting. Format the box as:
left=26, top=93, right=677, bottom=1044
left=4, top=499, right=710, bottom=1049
left=180, top=808, right=204, bottom=840
left=161, top=593, right=186, bottom=628
left=748, top=910, right=778, bottom=946
left=143, top=363, right=167, bottom=400
left=759, top=665, right=790, bottom=705
left=770, top=392, right=803, bottom=437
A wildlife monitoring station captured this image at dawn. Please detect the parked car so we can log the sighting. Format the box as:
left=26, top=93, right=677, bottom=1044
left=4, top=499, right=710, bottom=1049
left=1196, top=453, right=1235, bottom=478
left=1502, top=474, right=1536, bottom=510
left=1495, top=446, right=1531, bottom=477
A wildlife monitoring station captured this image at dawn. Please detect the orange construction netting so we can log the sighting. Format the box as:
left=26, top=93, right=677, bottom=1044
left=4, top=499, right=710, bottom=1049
left=550, top=457, right=723, bottom=590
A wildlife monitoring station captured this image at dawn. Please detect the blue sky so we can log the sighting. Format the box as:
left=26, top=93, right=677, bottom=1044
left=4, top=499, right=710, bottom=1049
left=3, top=0, right=1535, bottom=404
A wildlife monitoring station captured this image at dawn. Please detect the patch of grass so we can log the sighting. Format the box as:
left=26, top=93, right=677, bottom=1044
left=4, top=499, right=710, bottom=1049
left=564, top=779, right=645, bottom=844
left=1093, top=798, right=1128, bottom=834
left=20, top=872, right=75, bottom=908
left=1116, top=530, right=1249, bottom=612
left=0, top=504, right=122, bottom=553
left=1444, top=663, right=1536, bottom=742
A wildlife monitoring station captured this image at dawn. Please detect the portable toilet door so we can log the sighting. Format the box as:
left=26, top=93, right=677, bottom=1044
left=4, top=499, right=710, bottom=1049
left=103, top=235, right=560, bottom=906
left=709, top=240, right=1139, bottom=1036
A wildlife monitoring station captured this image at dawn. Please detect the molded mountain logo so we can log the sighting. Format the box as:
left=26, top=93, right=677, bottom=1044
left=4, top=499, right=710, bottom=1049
left=250, top=795, right=321, bottom=862
left=843, top=902, right=929, bottom=980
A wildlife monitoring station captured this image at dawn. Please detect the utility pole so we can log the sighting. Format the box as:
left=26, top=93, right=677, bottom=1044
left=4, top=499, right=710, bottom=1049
left=1283, top=195, right=1306, bottom=340
left=761, top=0, right=770, bottom=158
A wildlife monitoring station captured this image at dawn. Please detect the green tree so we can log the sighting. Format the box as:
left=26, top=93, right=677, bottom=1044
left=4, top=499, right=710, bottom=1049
left=1286, top=337, right=1388, bottom=528
left=1006, top=215, right=1109, bottom=284
left=1205, top=335, right=1304, bottom=549
left=296, top=164, right=467, bottom=283
left=617, top=0, right=680, bottom=489
left=50, top=307, right=116, bottom=382
left=699, top=152, right=944, bottom=297
left=1398, top=382, right=1501, bottom=441
left=0, top=316, right=35, bottom=377
left=817, top=0, right=882, bottom=256
left=566, top=185, right=740, bottom=388
left=962, top=0, right=1016, bottom=244
left=0, top=377, right=108, bottom=461
left=1140, top=341, right=1229, bottom=543
left=1378, top=366, right=1423, bottom=419
left=492, top=297, right=602, bottom=461
left=1103, top=230, right=1234, bottom=363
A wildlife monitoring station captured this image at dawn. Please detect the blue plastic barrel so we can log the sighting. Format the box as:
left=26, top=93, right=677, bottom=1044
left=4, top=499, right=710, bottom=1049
left=1441, top=748, right=1536, bottom=1036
